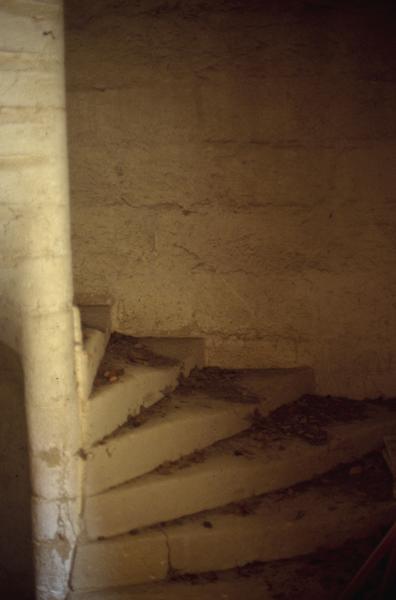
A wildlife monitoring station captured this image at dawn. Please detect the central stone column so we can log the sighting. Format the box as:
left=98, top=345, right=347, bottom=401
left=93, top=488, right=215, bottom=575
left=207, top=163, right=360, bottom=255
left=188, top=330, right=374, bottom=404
left=0, top=1, right=81, bottom=598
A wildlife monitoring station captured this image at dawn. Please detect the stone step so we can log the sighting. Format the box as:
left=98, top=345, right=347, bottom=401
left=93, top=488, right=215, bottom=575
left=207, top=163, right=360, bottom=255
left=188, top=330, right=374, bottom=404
left=74, top=305, right=111, bottom=403
left=84, top=337, right=205, bottom=446
left=85, top=367, right=314, bottom=495
left=72, top=453, right=396, bottom=591
left=84, top=400, right=396, bottom=539
left=164, top=459, right=395, bottom=576
left=81, top=328, right=111, bottom=398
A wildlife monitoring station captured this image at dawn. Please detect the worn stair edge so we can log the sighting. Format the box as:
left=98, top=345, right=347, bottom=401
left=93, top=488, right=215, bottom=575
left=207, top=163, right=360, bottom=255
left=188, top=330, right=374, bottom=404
left=84, top=405, right=396, bottom=539
left=83, top=328, right=111, bottom=400
left=85, top=367, right=314, bottom=496
left=74, top=305, right=111, bottom=403
left=85, top=338, right=205, bottom=447
left=72, top=467, right=396, bottom=591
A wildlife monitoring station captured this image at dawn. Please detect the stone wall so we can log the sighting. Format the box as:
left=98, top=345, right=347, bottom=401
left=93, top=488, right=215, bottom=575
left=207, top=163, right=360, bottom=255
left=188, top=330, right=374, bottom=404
left=66, top=0, right=396, bottom=397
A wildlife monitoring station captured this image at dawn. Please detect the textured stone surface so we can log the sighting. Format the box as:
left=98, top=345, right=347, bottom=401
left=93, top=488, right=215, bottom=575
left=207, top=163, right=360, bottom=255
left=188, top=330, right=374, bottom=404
left=85, top=337, right=204, bottom=446
left=66, top=0, right=396, bottom=398
left=71, top=531, right=168, bottom=591
left=166, top=478, right=396, bottom=574
left=0, top=2, right=81, bottom=597
left=85, top=367, right=314, bottom=495
left=72, top=456, right=396, bottom=591
left=84, top=404, right=396, bottom=539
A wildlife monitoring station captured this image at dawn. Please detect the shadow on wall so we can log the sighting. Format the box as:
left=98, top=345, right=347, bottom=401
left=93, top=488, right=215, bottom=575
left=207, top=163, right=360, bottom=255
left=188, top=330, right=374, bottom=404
left=0, top=343, right=34, bottom=599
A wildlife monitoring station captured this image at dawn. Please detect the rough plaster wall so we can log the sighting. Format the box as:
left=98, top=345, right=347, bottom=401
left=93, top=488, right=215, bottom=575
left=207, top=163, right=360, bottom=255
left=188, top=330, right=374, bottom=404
left=66, top=0, right=396, bottom=397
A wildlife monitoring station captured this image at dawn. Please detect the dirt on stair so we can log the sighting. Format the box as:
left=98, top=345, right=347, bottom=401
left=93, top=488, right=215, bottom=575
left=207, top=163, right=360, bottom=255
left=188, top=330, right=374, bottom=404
left=166, top=526, right=391, bottom=600
left=225, top=450, right=394, bottom=518
left=156, top=449, right=207, bottom=475
left=67, top=529, right=394, bottom=599
left=141, top=450, right=393, bottom=532
left=177, top=367, right=262, bottom=404
left=137, top=393, right=396, bottom=477
left=93, top=333, right=179, bottom=387
left=250, top=394, right=396, bottom=446
left=93, top=397, right=172, bottom=445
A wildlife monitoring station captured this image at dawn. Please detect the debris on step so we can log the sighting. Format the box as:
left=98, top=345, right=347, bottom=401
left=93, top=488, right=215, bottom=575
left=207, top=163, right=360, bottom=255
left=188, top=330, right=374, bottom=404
left=167, top=529, right=393, bottom=599
left=168, top=569, right=218, bottom=584
left=156, top=449, right=207, bottom=475
left=211, top=452, right=394, bottom=519
left=85, top=367, right=314, bottom=495
left=74, top=451, right=396, bottom=591
left=103, top=369, right=124, bottom=384
left=86, top=337, right=204, bottom=447
left=177, top=367, right=262, bottom=404
left=94, top=333, right=179, bottom=387
left=249, top=394, right=371, bottom=446
left=84, top=400, right=396, bottom=539
left=312, top=451, right=392, bottom=503
left=161, top=452, right=396, bottom=576
left=67, top=530, right=393, bottom=600
left=145, top=396, right=394, bottom=478
left=96, top=395, right=174, bottom=443
left=110, top=333, right=180, bottom=367
left=85, top=389, right=257, bottom=495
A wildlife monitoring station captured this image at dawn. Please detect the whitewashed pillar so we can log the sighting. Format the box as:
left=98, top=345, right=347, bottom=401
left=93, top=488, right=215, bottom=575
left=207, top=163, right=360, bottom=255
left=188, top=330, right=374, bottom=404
left=0, top=1, right=81, bottom=598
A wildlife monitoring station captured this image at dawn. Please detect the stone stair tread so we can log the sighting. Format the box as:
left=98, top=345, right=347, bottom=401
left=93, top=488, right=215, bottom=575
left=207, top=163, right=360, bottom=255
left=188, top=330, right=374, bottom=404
left=73, top=453, right=396, bottom=591
left=75, top=321, right=111, bottom=403
left=85, top=392, right=253, bottom=496
left=84, top=400, right=396, bottom=538
left=163, top=452, right=396, bottom=574
left=84, top=337, right=204, bottom=446
left=85, top=367, right=314, bottom=495
left=79, top=304, right=112, bottom=333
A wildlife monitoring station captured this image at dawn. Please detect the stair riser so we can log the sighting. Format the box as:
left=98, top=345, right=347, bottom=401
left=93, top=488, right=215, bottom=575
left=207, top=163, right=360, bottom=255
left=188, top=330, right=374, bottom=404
left=72, top=531, right=168, bottom=592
